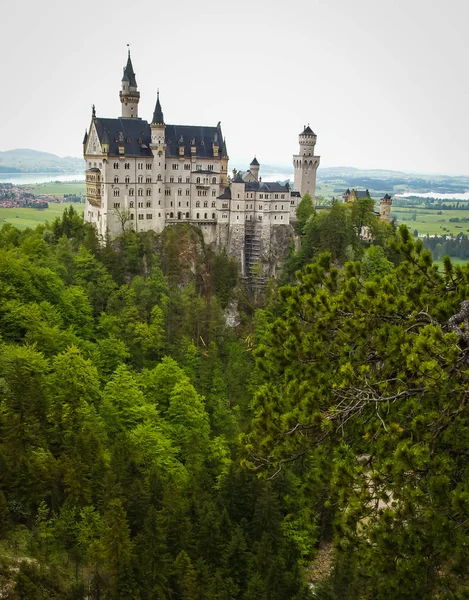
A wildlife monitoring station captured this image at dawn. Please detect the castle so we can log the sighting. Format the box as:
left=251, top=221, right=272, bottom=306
left=83, top=51, right=320, bottom=276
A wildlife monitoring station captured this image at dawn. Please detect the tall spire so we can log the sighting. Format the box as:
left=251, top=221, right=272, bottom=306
left=120, top=46, right=140, bottom=118
left=122, top=46, right=137, bottom=88
left=151, top=90, right=164, bottom=125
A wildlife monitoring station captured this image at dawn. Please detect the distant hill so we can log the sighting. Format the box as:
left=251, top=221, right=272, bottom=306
left=259, top=164, right=469, bottom=198
left=316, top=166, right=469, bottom=198
left=0, top=149, right=84, bottom=174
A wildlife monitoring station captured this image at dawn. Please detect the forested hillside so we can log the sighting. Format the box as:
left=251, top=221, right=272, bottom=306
left=0, top=208, right=312, bottom=599
left=3, top=199, right=469, bottom=599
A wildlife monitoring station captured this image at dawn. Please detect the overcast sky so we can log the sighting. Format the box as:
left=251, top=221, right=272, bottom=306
left=1, top=0, right=468, bottom=175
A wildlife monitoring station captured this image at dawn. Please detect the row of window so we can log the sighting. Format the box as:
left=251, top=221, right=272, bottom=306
left=113, top=162, right=152, bottom=170
left=113, top=189, right=153, bottom=197
left=114, top=176, right=153, bottom=184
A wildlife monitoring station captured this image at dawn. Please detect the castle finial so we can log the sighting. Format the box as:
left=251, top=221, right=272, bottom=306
left=127, top=43, right=130, bottom=57
left=92, top=104, right=96, bottom=118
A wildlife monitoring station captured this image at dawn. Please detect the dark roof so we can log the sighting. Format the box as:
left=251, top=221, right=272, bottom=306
left=291, top=191, right=301, bottom=197
left=233, top=172, right=245, bottom=183
left=152, top=91, right=164, bottom=125
left=218, top=187, right=232, bottom=200
left=354, top=189, right=371, bottom=199
left=165, top=124, right=227, bottom=158
left=122, top=52, right=137, bottom=87
left=83, top=130, right=88, bottom=144
left=250, top=157, right=259, bottom=166
left=94, top=118, right=153, bottom=157
left=88, top=167, right=100, bottom=172
left=383, top=193, right=392, bottom=200
left=300, top=125, right=316, bottom=136
left=244, top=181, right=290, bottom=193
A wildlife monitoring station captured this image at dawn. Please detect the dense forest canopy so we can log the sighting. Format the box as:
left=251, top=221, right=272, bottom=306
left=1, top=201, right=469, bottom=598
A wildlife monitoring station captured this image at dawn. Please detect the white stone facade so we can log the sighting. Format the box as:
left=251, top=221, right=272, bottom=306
left=83, top=53, right=319, bottom=273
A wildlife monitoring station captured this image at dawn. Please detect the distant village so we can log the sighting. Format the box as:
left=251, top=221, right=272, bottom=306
left=0, top=183, right=84, bottom=209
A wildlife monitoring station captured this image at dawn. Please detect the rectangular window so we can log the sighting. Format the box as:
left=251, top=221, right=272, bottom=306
left=146, top=201, right=151, bottom=208
left=114, top=202, right=120, bottom=208
left=172, top=164, right=179, bottom=170
left=146, top=214, right=153, bottom=219
left=138, top=214, right=144, bottom=220
left=138, top=163, right=143, bottom=170
left=184, top=164, right=191, bottom=170
left=146, top=163, right=152, bottom=170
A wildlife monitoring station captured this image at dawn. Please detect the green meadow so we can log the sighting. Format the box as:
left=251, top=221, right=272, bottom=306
left=391, top=206, right=469, bottom=236
left=21, top=181, right=85, bottom=196
left=0, top=202, right=84, bottom=230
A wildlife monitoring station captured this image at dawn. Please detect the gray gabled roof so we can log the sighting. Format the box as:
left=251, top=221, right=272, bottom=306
left=165, top=124, right=227, bottom=158
left=244, top=181, right=290, bottom=193
left=218, top=187, right=232, bottom=200
left=354, top=189, right=371, bottom=199
left=232, top=172, right=245, bottom=183
left=92, top=118, right=228, bottom=159
left=94, top=118, right=152, bottom=157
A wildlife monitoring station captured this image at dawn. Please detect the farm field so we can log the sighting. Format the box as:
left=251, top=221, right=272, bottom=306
left=391, top=206, right=469, bottom=236
left=434, top=256, right=469, bottom=271
left=0, top=202, right=84, bottom=230
left=21, top=181, right=85, bottom=196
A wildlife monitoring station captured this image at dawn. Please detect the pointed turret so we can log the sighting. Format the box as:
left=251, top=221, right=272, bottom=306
left=151, top=91, right=164, bottom=125
left=250, top=157, right=260, bottom=181
left=122, top=49, right=137, bottom=88
left=120, top=48, right=140, bottom=118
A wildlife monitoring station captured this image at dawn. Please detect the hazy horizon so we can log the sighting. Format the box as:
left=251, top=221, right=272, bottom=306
left=2, top=0, right=468, bottom=176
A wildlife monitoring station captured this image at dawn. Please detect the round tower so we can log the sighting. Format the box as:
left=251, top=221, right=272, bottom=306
left=119, top=49, right=140, bottom=118
left=293, top=125, right=320, bottom=203
left=380, top=194, right=392, bottom=222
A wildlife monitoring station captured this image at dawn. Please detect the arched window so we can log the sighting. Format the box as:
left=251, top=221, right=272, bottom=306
left=125, top=177, right=130, bottom=184
left=138, top=188, right=143, bottom=196
left=212, top=201, right=216, bottom=207
left=212, top=177, right=216, bottom=184
left=129, top=188, right=134, bottom=196
left=186, top=212, right=190, bottom=218
left=170, top=212, right=174, bottom=218
left=196, top=201, right=200, bottom=207
left=196, top=213, right=200, bottom=219
left=114, top=176, right=119, bottom=183
left=204, top=201, right=208, bottom=207
left=204, top=213, right=207, bottom=219
left=196, top=177, right=200, bottom=183
left=113, top=189, right=120, bottom=197
left=146, top=189, right=152, bottom=196
left=212, top=213, right=215, bottom=219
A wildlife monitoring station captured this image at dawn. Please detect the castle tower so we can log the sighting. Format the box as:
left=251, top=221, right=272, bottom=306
left=150, top=91, right=166, bottom=232
left=250, top=157, right=260, bottom=181
left=120, top=50, right=140, bottom=118
left=293, top=125, right=320, bottom=202
left=380, top=194, right=392, bottom=222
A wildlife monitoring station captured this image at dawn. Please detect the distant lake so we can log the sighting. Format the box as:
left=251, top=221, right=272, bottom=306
left=397, top=191, right=469, bottom=201
left=0, top=173, right=84, bottom=184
